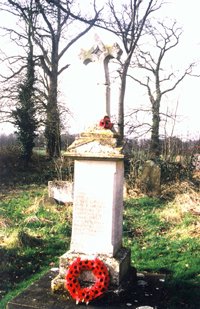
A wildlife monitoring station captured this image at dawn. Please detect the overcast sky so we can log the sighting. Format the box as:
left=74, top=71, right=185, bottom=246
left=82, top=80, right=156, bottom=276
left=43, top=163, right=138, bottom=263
left=63, top=0, right=200, bottom=140
left=0, top=0, right=200, bottom=140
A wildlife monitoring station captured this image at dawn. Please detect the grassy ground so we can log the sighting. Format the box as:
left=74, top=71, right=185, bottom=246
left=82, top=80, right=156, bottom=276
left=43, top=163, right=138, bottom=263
left=0, top=148, right=199, bottom=308
left=123, top=197, right=200, bottom=308
left=0, top=186, right=72, bottom=308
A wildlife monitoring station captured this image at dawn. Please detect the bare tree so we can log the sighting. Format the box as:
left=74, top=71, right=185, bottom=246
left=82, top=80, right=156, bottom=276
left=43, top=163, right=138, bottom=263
left=0, top=0, right=100, bottom=157
left=12, top=1, right=38, bottom=163
left=129, top=19, right=194, bottom=158
left=96, top=0, right=163, bottom=144
left=33, top=0, right=100, bottom=157
left=0, top=1, right=38, bottom=129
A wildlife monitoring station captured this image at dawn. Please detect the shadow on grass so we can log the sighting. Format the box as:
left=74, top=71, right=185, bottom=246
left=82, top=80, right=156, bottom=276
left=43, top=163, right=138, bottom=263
left=0, top=237, right=69, bottom=303
left=161, top=279, right=200, bottom=309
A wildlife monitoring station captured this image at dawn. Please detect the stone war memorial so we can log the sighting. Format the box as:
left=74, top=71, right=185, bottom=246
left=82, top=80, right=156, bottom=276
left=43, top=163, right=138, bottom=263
left=51, top=38, right=133, bottom=302
left=7, top=38, right=165, bottom=309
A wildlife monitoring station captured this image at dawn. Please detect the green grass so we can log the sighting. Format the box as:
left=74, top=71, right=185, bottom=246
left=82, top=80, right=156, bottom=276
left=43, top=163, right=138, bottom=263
left=0, top=187, right=72, bottom=308
left=123, top=197, right=200, bottom=308
left=0, top=184, right=199, bottom=308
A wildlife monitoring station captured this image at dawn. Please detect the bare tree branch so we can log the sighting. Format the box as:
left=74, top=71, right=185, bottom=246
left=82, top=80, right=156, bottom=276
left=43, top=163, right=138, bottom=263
left=95, top=0, right=165, bottom=142
left=129, top=18, right=196, bottom=157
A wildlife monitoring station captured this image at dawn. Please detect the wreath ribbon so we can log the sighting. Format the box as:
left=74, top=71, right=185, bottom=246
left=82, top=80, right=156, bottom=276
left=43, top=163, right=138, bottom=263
left=65, top=257, right=110, bottom=304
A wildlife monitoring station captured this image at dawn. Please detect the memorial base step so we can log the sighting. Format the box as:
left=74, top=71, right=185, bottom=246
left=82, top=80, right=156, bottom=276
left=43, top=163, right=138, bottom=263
left=51, top=247, right=131, bottom=290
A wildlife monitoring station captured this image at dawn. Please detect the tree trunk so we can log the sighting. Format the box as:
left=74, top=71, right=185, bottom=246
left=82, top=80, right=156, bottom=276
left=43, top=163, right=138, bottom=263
left=150, top=100, right=160, bottom=159
left=45, top=77, right=61, bottom=157
left=45, top=45, right=61, bottom=157
left=118, top=63, right=129, bottom=145
left=45, top=103, right=61, bottom=158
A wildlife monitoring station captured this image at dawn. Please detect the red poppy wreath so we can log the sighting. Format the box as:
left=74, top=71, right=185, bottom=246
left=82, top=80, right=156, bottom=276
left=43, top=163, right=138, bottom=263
left=65, top=257, right=110, bottom=305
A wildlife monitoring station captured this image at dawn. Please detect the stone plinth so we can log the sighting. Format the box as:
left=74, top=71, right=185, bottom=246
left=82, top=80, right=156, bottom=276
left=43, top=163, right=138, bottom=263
left=52, top=248, right=131, bottom=291
left=64, top=127, right=125, bottom=257
left=70, top=159, right=124, bottom=256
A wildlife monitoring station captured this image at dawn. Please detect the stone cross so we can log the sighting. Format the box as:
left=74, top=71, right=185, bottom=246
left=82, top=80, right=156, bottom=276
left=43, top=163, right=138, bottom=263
left=79, top=36, right=122, bottom=118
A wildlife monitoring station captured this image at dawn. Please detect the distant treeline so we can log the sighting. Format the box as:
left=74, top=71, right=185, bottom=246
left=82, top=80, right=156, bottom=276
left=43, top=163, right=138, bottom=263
left=0, top=133, right=199, bottom=158
left=124, top=136, right=200, bottom=158
left=0, top=133, right=76, bottom=150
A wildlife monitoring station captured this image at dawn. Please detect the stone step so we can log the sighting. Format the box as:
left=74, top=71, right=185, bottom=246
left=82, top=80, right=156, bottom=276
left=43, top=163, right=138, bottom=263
left=7, top=270, right=166, bottom=309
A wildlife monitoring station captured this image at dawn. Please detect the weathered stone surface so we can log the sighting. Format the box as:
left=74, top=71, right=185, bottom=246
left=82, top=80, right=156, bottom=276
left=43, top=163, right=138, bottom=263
left=48, top=181, right=73, bottom=204
left=79, top=37, right=122, bottom=117
left=140, top=160, right=161, bottom=196
left=79, top=40, right=122, bottom=65
left=69, top=159, right=124, bottom=256
left=64, top=126, right=123, bottom=160
left=56, top=247, right=131, bottom=287
left=51, top=274, right=64, bottom=293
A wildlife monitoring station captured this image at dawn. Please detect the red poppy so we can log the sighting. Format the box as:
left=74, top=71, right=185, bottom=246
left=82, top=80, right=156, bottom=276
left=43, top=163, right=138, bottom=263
left=65, top=257, right=110, bottom=304
left=99, top=116, right=113, bottom=129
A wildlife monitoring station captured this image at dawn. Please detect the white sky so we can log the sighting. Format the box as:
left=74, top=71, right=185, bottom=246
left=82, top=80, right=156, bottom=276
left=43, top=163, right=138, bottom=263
left=0, top=0, right=200, bottom=140
left=61, top=0, right=200, bottom=140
